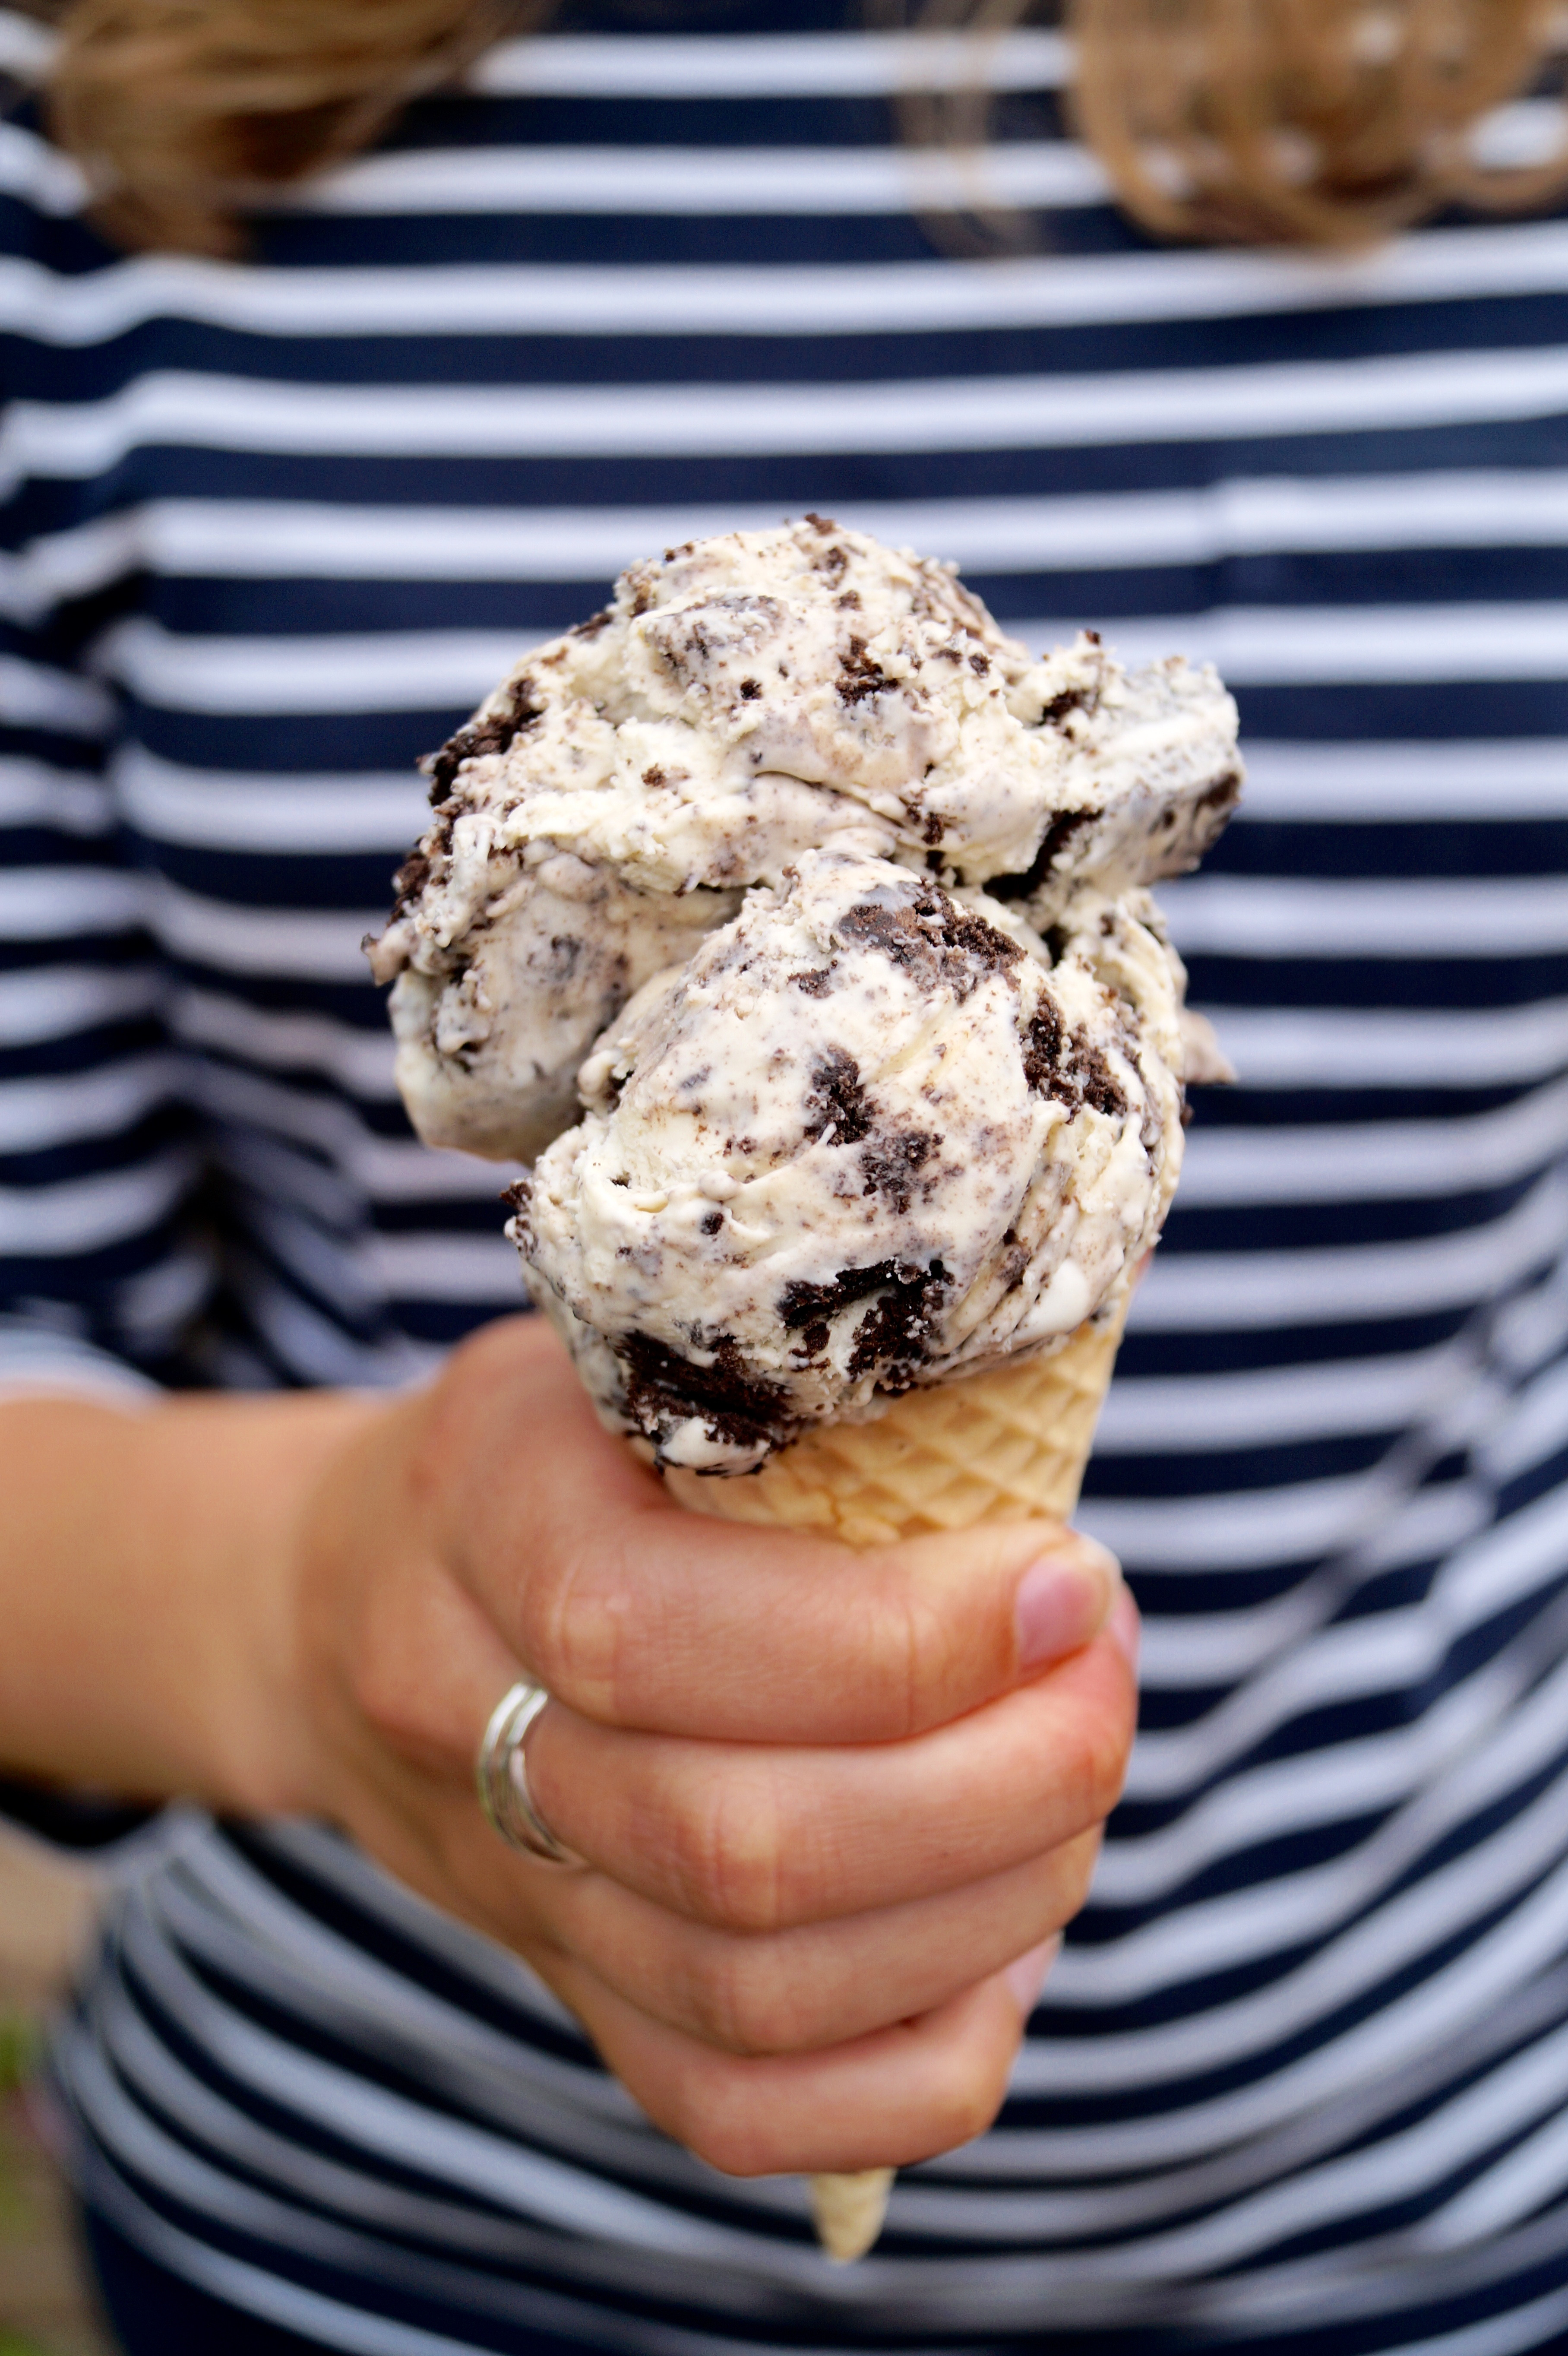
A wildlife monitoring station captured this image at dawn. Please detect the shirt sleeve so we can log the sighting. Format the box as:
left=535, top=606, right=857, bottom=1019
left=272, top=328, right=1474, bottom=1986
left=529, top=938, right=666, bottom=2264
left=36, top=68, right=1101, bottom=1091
left=0, top=473, right=184, bottom=1852
left=0, top=178, right=201, bottom=1403
left=1, top=142, right=194, bottom=1851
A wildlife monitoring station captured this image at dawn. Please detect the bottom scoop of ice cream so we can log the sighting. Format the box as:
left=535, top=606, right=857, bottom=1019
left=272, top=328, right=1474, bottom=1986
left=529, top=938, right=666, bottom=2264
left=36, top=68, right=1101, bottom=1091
left=513, top=848, right=1185, bottom=1473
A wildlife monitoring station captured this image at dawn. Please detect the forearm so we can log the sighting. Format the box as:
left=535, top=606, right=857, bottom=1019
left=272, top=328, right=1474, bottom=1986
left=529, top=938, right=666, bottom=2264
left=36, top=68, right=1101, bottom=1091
left=0, top=1387, right=379, bottom=1814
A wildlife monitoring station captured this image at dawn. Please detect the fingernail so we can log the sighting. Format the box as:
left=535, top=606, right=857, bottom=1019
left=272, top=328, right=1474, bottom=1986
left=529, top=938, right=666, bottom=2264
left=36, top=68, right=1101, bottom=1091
left=1004, top=1935, right=1060, bottom=2018
left=1015, top=1547, right=1115, bottom=1670
left=1108, top=1587, right=1141, bottom=1676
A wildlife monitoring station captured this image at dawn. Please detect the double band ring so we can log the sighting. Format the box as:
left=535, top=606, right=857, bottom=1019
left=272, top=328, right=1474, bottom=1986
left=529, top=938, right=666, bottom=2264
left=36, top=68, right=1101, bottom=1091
left=476, top=1680, right=582, bottom=1865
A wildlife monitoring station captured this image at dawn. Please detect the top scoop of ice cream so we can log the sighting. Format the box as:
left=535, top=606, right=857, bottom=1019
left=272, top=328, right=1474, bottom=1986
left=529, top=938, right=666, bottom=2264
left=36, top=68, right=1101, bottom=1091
left=514, top=849, right=1187, bottom=1473
left=368, top=519, right=1239, bottom=1166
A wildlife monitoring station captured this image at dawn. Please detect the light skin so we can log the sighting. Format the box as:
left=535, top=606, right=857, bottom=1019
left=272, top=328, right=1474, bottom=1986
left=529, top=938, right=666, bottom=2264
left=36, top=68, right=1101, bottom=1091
left=0, top=1312, right=1138, bottom=2179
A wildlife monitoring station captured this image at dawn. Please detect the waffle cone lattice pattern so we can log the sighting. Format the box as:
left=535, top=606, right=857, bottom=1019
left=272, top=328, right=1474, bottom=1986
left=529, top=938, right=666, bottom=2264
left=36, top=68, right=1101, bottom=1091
left=665, top=1296, right=1128, bottom=1547
left=664, top=1294, right=1129, bottom=2260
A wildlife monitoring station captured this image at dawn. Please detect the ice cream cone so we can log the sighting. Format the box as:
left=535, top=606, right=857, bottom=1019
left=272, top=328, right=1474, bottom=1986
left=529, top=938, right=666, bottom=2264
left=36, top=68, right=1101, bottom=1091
left=808, top=2166, right=897, bottom=2264
left=666, top=1287, right=1131, bottom=2258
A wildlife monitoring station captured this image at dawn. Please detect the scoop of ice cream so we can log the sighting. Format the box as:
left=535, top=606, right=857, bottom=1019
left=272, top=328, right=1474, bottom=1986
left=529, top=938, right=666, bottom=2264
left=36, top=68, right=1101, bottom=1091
left=998, top=634, right=1242, bottom=921
left=368, top=519, right=1238, bottom=1165
left=382, top=855, right=738, bottom=1165
left=512, top=848, right=1185, bottom=1473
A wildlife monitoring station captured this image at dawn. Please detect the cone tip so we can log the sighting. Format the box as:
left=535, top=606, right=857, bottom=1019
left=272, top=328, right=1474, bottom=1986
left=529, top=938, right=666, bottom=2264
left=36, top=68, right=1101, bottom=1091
left=809, top=2167, right=895, bottom=2262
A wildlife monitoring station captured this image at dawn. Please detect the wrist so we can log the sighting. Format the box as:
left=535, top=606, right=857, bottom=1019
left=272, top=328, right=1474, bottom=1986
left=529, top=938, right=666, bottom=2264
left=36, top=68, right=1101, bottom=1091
left=148, top=1390, right=387, bottom=1818
left=0, top=1387, right=381, bottom=1816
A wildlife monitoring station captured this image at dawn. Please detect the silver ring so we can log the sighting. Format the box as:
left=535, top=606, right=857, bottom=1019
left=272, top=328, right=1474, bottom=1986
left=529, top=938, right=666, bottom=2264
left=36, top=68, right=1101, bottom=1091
left=476, top=1681, right=581, bottom=1864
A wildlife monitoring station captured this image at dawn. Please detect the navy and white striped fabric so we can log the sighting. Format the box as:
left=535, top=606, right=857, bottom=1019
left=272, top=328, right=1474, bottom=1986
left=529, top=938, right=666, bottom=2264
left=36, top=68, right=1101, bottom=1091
left=5, top=3, right=1568, bottom=2347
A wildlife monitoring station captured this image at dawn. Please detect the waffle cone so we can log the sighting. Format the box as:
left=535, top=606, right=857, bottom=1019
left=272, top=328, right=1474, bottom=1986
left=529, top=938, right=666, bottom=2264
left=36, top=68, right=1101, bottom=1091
left=808, top=2166, right=896, bottom=2264
left=665, top=1291, right=1130, bottom=2258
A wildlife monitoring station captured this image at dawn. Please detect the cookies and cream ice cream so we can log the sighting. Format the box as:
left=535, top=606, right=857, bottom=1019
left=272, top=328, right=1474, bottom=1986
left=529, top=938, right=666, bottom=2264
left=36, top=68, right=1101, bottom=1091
left=518, top=852, right=1188, bottom=1473
left=369, top=519, right=1239, bottom=1471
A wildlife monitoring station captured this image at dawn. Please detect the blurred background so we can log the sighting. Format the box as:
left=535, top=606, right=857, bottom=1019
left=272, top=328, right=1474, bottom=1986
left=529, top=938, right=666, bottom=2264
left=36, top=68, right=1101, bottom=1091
left=0, top=1833, right=107, bottom=2356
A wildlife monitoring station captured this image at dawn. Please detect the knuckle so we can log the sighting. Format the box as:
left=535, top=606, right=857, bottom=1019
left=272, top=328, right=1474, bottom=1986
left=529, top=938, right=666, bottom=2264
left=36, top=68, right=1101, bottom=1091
left=670, top=1768, right=784, bottom=1935
left=932, top=2039, right=1012, bottom=2152
left=1065, top=1697, right=1134, bottom=1826
left=347, top=1606, right=428, bottom=1757
left=349, top=1648, right=407, bottom=1743
left=953, top=2063, right=1012, bottom=2148
left=683, top=1941, right=801, bottom=2057
left=514, top=1530, right=627, bottom=1715
left=879, top=1579, right=957, bottom=1738
left=680, top=1947, right=747, bottom=2053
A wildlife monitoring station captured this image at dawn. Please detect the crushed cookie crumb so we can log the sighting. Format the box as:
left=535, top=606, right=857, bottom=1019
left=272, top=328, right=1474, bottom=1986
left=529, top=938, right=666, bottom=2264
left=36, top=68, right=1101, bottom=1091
left=420, top=677, right=541, bottom=801
left=838, top=635, right=890, bottom=705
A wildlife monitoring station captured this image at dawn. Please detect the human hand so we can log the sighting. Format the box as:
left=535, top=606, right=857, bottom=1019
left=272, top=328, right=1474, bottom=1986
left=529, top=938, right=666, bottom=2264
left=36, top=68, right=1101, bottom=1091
left=285, top=1315, right=1138, bottom=2179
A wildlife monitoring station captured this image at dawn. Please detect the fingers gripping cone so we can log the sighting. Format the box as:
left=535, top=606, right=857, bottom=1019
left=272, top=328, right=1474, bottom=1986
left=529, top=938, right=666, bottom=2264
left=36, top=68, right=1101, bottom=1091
left=666, top=1289, right=1130, bottom=2260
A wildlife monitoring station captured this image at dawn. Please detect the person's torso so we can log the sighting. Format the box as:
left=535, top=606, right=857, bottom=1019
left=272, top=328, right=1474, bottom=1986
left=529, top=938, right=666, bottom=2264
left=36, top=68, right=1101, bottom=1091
left=5, top=5, right=1568, bottom=2347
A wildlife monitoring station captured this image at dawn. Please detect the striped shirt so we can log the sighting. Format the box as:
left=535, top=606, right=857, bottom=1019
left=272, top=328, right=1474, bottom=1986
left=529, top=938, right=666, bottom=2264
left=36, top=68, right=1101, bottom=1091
left=4, top=4, right=1568, bottom=2348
